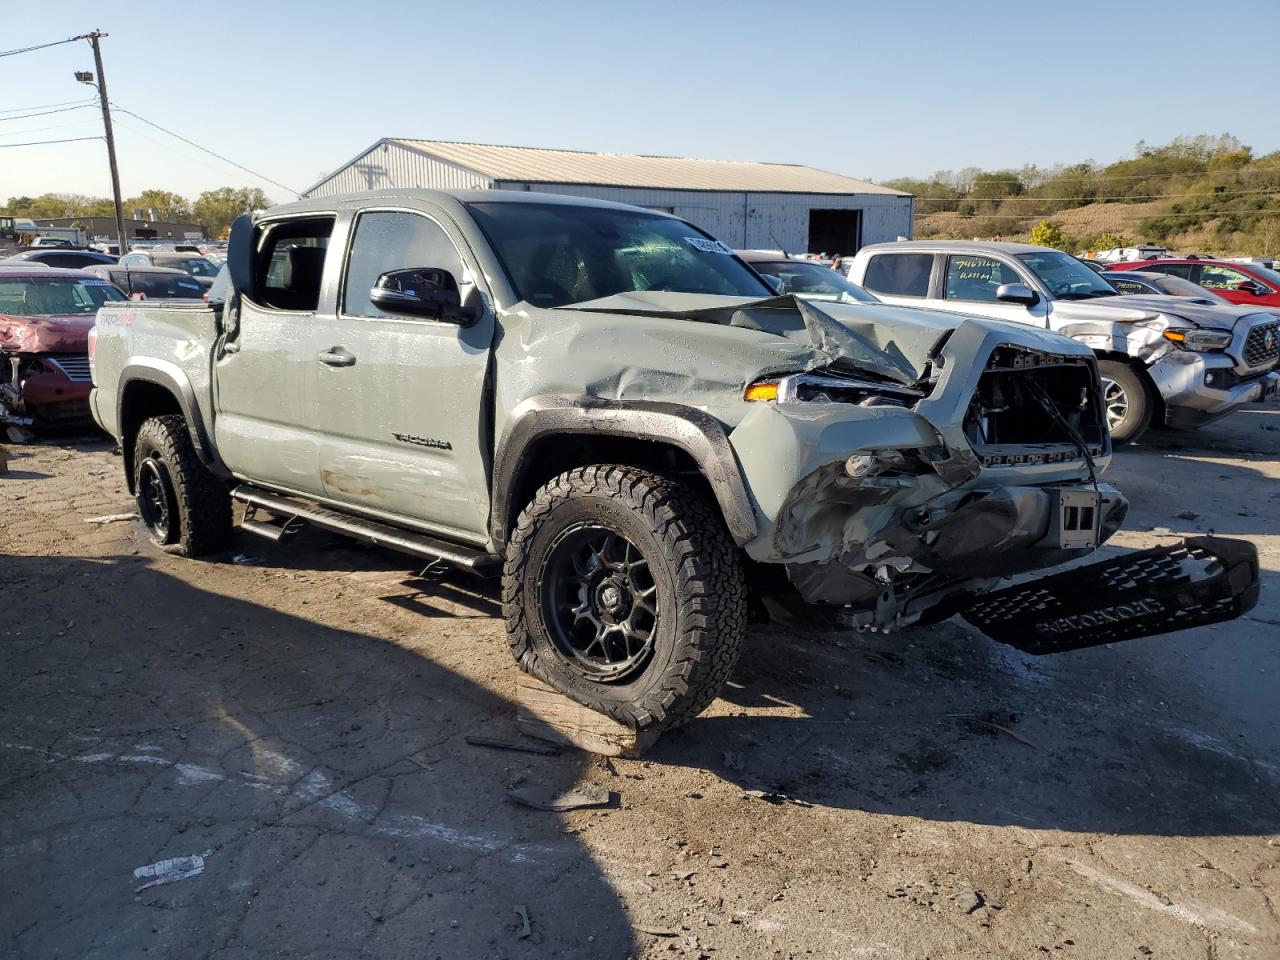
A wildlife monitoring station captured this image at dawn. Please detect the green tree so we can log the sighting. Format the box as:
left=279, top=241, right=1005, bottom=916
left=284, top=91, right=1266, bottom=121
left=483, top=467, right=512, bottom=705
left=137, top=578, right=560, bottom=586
left=125, top=189, right=192, bottom=221
left=1028, top=219, right=1066, bottom=249
left=971, top=171, right=1024, bottom=200
left=1091, top=232, right=1126, bottom=251
left=192, top=187, right=272, bottom=236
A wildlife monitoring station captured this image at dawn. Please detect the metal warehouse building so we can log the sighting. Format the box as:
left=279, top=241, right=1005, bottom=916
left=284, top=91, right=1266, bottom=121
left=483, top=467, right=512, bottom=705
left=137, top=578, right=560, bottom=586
left=304, top=139, right=912, bottom=255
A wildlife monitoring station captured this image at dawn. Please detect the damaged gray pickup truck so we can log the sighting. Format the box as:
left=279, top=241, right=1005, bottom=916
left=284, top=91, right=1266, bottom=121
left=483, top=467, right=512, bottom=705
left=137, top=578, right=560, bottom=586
left=89, top=190, right=1260, bottom=730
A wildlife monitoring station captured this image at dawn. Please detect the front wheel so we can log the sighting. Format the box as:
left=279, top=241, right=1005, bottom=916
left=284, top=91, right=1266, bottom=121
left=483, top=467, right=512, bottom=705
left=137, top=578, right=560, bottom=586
left=133, top=414, right=231, bottom=556
left=503, top=465, right=747, bottom=731
left=1098, top=360, right=1154, bottom=446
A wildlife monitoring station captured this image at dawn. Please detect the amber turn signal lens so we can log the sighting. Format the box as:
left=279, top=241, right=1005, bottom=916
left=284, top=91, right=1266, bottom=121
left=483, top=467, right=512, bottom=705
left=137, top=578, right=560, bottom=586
left=743, top=382, right=779, bottom=402
left=1162, top=329, right=1187, bottom=342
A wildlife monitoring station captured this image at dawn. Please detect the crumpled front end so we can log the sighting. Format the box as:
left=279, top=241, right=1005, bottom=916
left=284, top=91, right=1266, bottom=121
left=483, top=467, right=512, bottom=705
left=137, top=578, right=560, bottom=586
left=730, top=318, right=1126, bottom=628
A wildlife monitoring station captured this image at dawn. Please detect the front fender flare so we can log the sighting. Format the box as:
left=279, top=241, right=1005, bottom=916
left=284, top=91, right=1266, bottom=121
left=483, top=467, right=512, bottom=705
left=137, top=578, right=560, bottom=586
left=490, top=395, right=758, bottom=550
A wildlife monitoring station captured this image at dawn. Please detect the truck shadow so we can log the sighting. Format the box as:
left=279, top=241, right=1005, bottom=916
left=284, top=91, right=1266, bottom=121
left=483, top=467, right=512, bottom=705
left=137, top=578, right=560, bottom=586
left=0, top=554, right=635, bottom=959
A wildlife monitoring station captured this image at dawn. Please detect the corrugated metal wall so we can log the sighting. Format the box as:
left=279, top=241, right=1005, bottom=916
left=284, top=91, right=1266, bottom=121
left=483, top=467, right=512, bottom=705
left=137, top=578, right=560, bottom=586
left=308, top=143, right=913, bottom=251
left=308, top=142, right=493, bottom=195
left=497, top=183, right=911, bottom=252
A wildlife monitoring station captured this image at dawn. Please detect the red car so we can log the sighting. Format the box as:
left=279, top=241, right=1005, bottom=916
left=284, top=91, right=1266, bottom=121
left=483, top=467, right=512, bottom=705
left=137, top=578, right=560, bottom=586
left=1107, top=258, right=1280, bottom=309
left=0, top=266, right=127, bottom=433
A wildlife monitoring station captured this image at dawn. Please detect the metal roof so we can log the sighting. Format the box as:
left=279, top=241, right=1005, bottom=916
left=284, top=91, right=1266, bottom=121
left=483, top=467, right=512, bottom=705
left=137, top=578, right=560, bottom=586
left=371, top=139, right=908, bottom=196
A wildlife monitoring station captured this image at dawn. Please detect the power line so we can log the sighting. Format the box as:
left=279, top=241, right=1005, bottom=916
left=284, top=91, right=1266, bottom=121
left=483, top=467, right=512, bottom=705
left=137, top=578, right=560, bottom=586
left=0, top=34, right=94, bottom=58
left=0, top=102, right=98, bottom=122
left=0, top=135, right=103, bottom=149
left=111, top=103, right=301, bottom=196
left=0, top=116, right=99, bottom=137
left=0, top=97, right=97, bottom=115
left=915, top=207, right=1277, bottom=221
left=911, top=187, right=1280, bottom=203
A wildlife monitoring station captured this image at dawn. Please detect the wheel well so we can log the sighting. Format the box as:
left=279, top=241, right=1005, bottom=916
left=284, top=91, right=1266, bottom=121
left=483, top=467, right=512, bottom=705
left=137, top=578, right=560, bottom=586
left=1096, top=351, right=1165, bottom=417
left=505, top=434, right=718, bottom=532
left=119, top=380, right=184, bottom=492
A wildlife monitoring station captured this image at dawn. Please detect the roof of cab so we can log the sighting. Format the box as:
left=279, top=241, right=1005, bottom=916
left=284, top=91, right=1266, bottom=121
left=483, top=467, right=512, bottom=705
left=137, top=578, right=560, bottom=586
left=259, top=187, right=678, bottom=222
left=0, top=265, right=95, bottom=280
left=858, top=239, right=1050, bottom=256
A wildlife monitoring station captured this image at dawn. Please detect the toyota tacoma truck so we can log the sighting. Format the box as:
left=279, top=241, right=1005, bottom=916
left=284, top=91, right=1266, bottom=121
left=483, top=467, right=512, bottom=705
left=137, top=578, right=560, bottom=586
left=847, top=241, right=1280, bottom=444
left=89, top=190, right=1259, bottom=730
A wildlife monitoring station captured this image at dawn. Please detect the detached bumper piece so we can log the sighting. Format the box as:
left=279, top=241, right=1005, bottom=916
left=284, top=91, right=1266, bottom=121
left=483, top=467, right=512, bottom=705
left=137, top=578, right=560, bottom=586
left=961, top=536, right=1259, bottom=654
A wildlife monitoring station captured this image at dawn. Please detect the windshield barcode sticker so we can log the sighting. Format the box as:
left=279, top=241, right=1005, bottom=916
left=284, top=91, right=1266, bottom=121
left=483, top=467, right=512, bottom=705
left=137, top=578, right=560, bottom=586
left=684, top=237, right=734, bottom=255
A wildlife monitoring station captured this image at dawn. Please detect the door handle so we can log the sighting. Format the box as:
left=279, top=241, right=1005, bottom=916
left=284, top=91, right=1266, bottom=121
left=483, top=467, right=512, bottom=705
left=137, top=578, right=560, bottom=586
left=222, top=341, right=240, bottom=354
left=317, top=348, right=356, bottom=367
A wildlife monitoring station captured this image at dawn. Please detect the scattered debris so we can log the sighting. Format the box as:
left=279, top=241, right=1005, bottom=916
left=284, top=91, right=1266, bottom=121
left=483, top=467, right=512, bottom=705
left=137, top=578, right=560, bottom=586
left=1021, top=858, right=1034, bottom=874
left=1174, top=510, right=1199, bottom=521
left=465, top=735, right=561, bottom=757
left=1151, top=526, right=1175, bottom=536
left=707, top=855, right=729, bottom=869
left=635, top=924, right=679, bottom=937
left=742, top=788, right=813, bottom=808
left=673, top=868, right=697, bottom=881
left=953, top=889, right=984, bottom=915
left=84, top=512, right=137, bottom=525
left=507, top=783, right=611, bottom=812
left=965, top=717, right=1041, bottom=749
left=513, top=903, right=532, bottom=939
left=230, top=554, right=261, bottom=565
left=133, top=851, right=210, bottom=892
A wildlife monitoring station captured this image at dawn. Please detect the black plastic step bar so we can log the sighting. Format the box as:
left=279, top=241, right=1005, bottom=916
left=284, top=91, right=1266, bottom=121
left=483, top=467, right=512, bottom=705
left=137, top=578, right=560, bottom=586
left=231, top=485, right=501, bottom=576
left=961, top=535, right=1260, bottom=654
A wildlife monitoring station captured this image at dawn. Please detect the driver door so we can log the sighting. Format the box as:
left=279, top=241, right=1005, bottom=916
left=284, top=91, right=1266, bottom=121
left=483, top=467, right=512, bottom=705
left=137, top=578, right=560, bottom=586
left=308, top=207, right=496, bottom=544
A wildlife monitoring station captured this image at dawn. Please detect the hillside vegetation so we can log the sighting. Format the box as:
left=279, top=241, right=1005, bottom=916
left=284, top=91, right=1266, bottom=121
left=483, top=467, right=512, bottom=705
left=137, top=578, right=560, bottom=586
left=887, top=135, right=1280, bottom=256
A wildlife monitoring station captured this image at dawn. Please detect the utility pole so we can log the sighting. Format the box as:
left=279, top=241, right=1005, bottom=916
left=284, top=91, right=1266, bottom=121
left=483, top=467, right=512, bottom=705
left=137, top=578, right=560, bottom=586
left=81, top=32, right=127, bottom=254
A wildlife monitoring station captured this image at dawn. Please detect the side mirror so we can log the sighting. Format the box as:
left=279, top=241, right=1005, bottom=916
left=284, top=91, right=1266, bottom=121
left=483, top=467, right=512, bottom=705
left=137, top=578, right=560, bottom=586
left=1238, top=280, right=1267, bottom=297
left=370, top=268, right=480, bottom=325
left=760, top=274, right=784, bottom=293
left=227, top=213, right=254, bottom=300
left=996, top=282, right=1039, bottom=306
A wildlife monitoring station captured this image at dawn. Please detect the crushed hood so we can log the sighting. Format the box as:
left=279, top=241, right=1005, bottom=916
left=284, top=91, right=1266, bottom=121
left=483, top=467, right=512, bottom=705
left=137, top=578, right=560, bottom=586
left=561, top=292, right=1020, bottom=385
left=1053, top=294, right=1267, bottom=332
left=0, top=313, right=96, bottom=354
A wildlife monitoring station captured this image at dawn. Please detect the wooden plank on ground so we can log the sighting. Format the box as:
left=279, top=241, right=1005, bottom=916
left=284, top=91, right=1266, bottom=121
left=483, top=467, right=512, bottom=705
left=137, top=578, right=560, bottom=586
left=515, top=672, right=659, bottom=758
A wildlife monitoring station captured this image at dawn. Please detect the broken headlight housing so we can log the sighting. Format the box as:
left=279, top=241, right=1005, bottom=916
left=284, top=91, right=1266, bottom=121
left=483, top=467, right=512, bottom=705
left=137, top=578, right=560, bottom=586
left=744, top=372, right=926, bottom=407
left=1162, top=327, right=1232, bottom=353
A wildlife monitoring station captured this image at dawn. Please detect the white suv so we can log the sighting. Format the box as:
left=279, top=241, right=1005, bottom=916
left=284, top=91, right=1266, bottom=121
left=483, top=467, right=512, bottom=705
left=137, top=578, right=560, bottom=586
left=848, top=241, right=1279, bottom=443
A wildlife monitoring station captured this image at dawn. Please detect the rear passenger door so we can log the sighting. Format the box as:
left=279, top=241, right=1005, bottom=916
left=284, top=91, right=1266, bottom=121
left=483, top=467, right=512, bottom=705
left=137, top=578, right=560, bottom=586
left=308, top=207, right=496, bottom=543
left=213, top=214, right=335, bottom=496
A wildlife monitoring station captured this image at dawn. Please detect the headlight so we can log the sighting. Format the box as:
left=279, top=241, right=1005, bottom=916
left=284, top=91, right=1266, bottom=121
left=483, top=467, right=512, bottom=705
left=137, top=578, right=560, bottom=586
left=1163, top=328, right=1232, bottom=352
left=744, top=372, right=925, bottom=405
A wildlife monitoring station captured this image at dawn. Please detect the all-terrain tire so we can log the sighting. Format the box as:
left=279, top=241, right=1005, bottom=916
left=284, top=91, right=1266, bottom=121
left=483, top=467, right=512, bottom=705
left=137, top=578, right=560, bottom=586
left=1098, top=360, right=1154, bottom=446
left=133, top=414, right=231, bottom=557
left=503, top=465, right=748, bottom=731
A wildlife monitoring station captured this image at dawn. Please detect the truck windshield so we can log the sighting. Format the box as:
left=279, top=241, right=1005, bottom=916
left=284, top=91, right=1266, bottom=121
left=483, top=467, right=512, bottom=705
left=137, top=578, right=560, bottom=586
left=467, top=201, right=774, bottom=307
left=1017, top=251, right=1118, bottom=300
left=0, top=276, right=126, bottom=315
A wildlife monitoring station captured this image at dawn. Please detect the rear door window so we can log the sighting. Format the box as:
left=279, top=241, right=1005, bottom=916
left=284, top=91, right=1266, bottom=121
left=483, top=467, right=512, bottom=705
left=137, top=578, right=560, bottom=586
left=1147, top=262, right=1195, bottom=281
left=943, top=255, right=1022, bottom=302
left=252, top=217, right=334, bottom=311
left=861, top=253, right=933, bottom=297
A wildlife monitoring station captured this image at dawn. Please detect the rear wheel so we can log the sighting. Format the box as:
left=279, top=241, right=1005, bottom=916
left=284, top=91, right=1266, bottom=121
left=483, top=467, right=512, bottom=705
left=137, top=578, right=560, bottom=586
left=1098, top=360, right=1153, bottom=446
left=503, top=465, right=747, bottom=730
left=133, top=414, right=231, bottom=556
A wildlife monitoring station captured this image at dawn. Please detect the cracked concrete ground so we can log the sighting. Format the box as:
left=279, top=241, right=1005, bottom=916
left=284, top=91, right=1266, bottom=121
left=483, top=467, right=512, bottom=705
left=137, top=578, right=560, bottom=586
left=2, top=404, right=1278, bottom=960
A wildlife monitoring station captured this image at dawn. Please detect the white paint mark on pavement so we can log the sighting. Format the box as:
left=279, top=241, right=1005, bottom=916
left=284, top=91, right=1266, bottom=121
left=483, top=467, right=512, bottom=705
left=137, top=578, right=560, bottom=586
left=1058, top=857, right=1258, bottom=935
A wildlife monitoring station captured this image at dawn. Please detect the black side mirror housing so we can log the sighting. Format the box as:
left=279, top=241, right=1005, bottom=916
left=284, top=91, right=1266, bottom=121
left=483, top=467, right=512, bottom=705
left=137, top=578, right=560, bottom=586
left=227, top=213, right=254, bottom=300
left=370, top=268, right=480, bottom=325
left=996, top=282, right=1040, bottom=306
left=1240, top=280, right=1267, bottom=297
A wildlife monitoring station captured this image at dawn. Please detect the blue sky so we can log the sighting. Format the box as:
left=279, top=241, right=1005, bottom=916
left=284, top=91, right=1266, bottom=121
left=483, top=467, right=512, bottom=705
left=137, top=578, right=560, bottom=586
left=3, top=0, right=1277, bottom=204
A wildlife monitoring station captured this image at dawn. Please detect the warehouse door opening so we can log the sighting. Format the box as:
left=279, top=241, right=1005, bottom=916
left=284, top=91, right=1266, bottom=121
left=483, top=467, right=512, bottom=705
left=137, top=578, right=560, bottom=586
left=808, top=209, right=862, bottom=257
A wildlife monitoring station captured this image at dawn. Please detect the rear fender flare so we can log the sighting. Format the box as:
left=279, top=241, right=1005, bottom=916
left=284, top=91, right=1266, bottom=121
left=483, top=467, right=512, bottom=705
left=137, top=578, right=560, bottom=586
left=118, top=359, right=228, bottom=488
left=490, top=395, right=758, bottom=550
